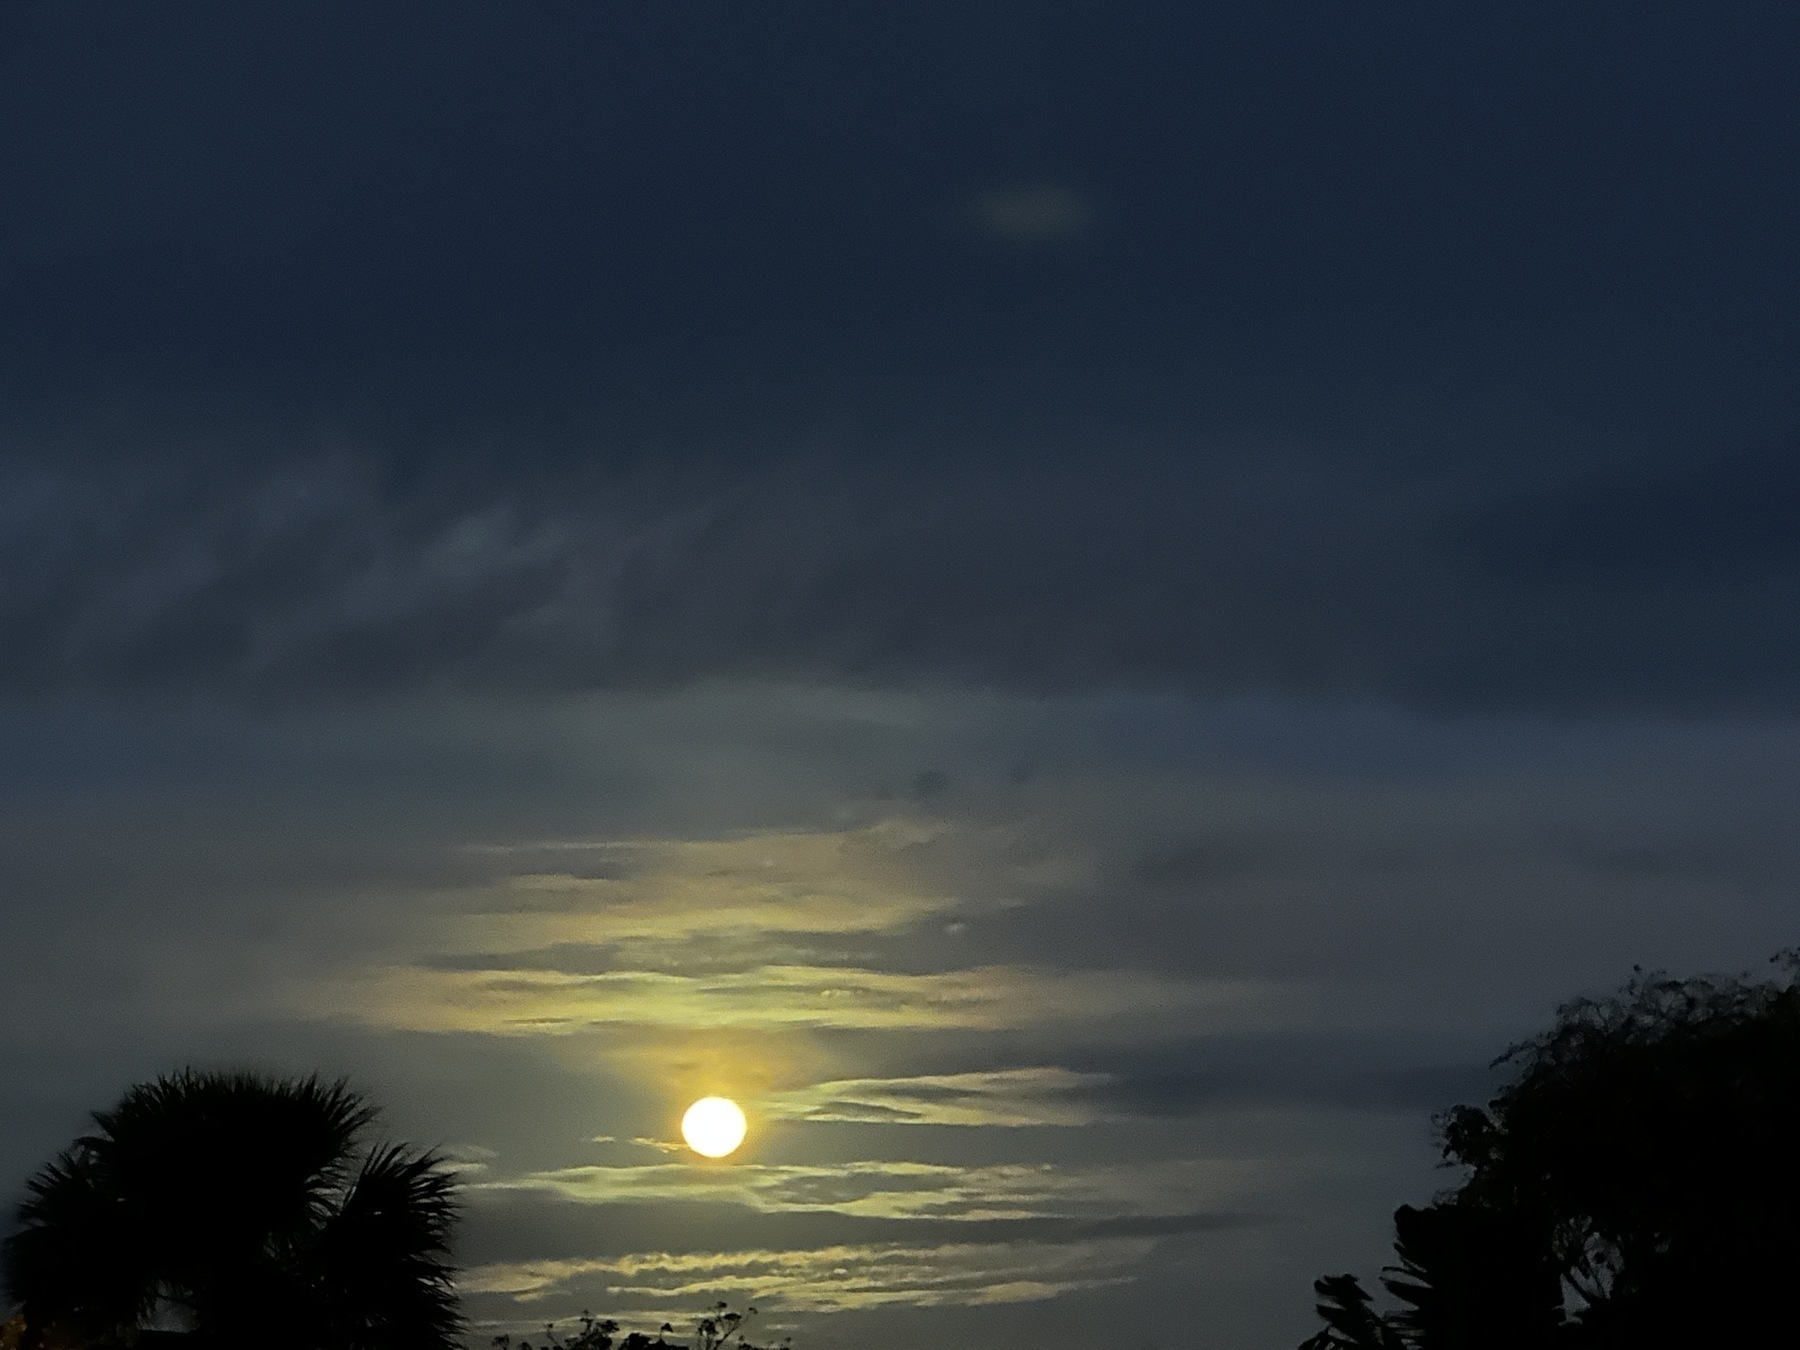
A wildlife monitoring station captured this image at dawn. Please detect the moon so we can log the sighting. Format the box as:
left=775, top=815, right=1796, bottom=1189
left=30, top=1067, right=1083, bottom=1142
left=681, top=1097, right=747, bottom=1158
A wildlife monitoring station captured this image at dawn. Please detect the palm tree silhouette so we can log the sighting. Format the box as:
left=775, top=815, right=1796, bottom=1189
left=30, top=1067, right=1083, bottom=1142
left=3, top=1070, right=460, bottom=1350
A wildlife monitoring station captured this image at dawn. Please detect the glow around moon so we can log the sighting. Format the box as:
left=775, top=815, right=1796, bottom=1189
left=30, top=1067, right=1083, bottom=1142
left=681, top=1096, right=748, bottom=1158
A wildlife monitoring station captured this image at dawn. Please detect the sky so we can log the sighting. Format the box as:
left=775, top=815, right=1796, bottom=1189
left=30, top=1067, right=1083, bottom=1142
left=1, top=2, right=1797, bottom=1346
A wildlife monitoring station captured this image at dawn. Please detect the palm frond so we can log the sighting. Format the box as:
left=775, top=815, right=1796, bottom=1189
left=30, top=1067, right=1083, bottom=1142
left=0, top=1069, right=462, bottom=1349
left=308, top=1142, right=463, bottom=1350
left=1303, top=1275, right=1405, bottom=1350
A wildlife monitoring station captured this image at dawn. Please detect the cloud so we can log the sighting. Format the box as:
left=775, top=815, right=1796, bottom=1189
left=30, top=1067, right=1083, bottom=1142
left=483, top=1155, right=1257, bottom=1225
left=455, top=1156, right=1265, bottom=1327
left=438, top=824, right=961, bottom=955
left=5, top=1, right=1799, bottom=728
left=462, top=1235, right=1154, bottom=1316
left=8, top=434, right=1800, bottom=714
left=763, top=1068, right=1112, bottom=1128
left=309, top=960, right=1227, bottom=1036
left=284, top=817, right=1294, bottom=1043
left=455, top=1191, right=1262, bottom=1270
left=973, top=184, right=1095, bottom=243
left=7, top=686, right=1791, bottom=1344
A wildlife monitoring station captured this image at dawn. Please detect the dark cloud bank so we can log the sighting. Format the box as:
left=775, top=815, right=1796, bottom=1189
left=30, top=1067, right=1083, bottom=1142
left=4, top=441, right=1797, bottom=713
left=3, top=0, right=1797, bottom=716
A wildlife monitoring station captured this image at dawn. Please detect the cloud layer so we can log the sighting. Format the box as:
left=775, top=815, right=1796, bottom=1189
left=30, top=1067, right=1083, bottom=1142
left=5, top=441, right=1799, bottom=714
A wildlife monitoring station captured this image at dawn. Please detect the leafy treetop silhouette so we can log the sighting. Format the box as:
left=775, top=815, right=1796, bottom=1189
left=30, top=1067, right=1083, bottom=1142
left=1299, top=952, right=1800, bottom=1349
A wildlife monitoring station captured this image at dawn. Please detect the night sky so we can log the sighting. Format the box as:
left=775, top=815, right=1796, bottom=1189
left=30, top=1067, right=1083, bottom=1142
left=2, top=3, right=1798, bottom=1346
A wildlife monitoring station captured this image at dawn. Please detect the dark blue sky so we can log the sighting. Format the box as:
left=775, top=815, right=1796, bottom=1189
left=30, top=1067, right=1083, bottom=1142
left=7, top=2, right=1797, bottom=438
left=2, top=4, right=1798, bottom=1347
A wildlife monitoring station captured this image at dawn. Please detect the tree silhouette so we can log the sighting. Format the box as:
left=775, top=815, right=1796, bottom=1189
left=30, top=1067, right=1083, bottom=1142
left=496, top=1305, right=785, bottom=1350
left=3, top=1070, right=461, bottom=1350
left=1380, top=1203, right=1562, bottom=1348
left=1298, top=1275, right=1403, bottom=1350
left=1298, top=953, right=1800, bottom=1348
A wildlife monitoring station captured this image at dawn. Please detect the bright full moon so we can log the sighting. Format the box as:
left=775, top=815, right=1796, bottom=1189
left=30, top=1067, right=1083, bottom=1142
left=681, top=1096, right=747, bottom=1158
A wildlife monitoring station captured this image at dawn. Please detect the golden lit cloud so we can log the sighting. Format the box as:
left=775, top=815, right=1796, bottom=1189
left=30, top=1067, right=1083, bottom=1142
left=481, top=1155, right=1256, bottom=1222
left=275, top=810, right=1296, bottom=1332
left=318, top=960, right=1227, bottom=1034
left=288, top=820, right=1295, bottom=1062
left=762, top=1067, right=1113, bottom=1127
left=443, top=822, right=959, bottom=955
left=463, top=1237, right=1151, bottom=1314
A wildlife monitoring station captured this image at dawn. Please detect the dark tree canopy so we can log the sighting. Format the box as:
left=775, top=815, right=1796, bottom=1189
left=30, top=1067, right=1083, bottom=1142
left=2, top=1070, right=461, bottom=1350
left=1301, top=953, right=1800, bottom=1349
left=497, top=1303, right=788, bottom=1350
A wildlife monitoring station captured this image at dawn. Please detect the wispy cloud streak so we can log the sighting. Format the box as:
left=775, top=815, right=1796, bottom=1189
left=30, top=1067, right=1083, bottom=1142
left=763, top=1068, right=1113, bottom=1127
left=463, top=1236, right=1155, bottom=1314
